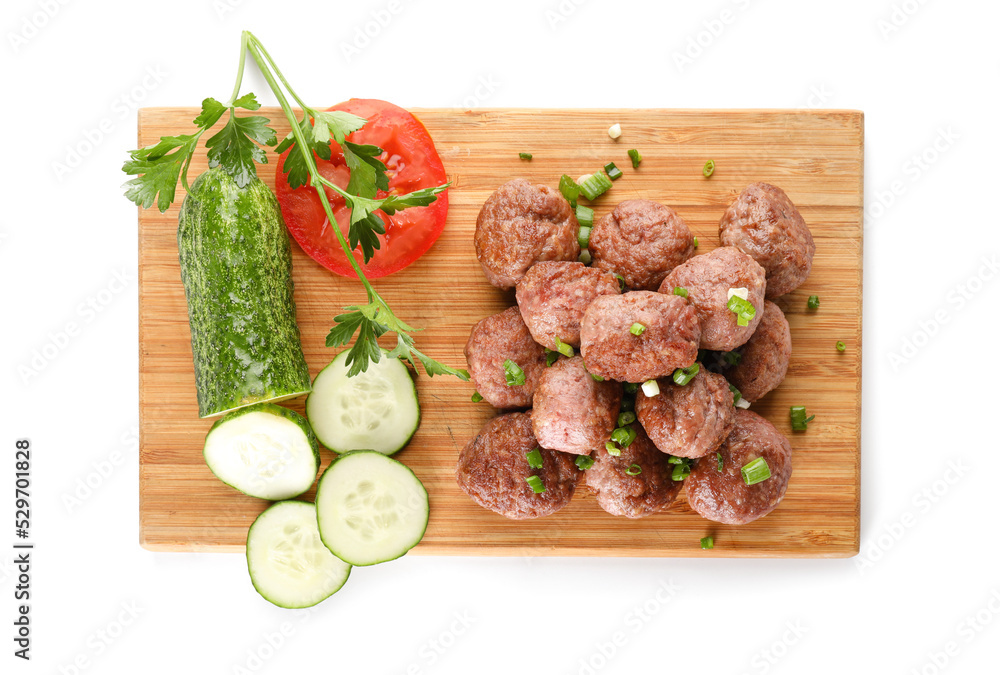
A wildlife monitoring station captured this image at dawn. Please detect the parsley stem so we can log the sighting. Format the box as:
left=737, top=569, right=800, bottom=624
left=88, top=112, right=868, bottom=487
left=245, top=33, right=312, bottom=114
left=225, top=31, right=250, bottom=108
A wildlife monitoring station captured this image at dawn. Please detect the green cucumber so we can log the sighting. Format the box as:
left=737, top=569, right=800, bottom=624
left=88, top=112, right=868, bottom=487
left=246, top=501, right=351, bottom=609
left=315, top=450, right=429, bottom=566
left=306, top=350, right=420, bottom=455
left=203, top=403, right=320, bottom=501
left=177, top=167, right=311, bottom=418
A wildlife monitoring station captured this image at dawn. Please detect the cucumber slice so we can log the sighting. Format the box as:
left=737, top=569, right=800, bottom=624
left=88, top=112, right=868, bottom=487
left=316, top=451, right=429, bottom=566
left=246, top=501, right=351, bottom=608
left=204, top=403, right=320, bottom=501
left=306, top=350, right=420, bottom=456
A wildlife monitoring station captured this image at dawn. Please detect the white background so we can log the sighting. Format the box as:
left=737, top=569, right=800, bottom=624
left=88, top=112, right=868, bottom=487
left=2, top=0, right=998, bottom=673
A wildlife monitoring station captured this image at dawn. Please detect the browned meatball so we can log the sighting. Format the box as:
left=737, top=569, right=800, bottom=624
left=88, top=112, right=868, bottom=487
left=475, top=179, right=580, bottom=289
left=456, top=412, right=580, bottom=519
left=726, top=300, right=791, bottom=402
left=585, top=424, right=682, bottom=518
left=465, top=306, right=547, bottom=410
left=532, top=356, right=622, bottom=455
left=580, top=291, right=700, bottom=383
left=590, top=200, right=695, bottom=291
left=685, top=409, right=793, bottom=525
left=515, top=261, right=620, bottom=350
left=719, top=183, right=815, bottom=298
left=635, top=367, right=735, bottom=459
left=660, top=246, right=766, bottom=351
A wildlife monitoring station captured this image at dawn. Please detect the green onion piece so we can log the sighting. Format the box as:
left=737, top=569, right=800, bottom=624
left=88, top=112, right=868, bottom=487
left=625, top=464, right=642, bottom=476
left=727, top=295, right=756, bottom=327
left=671, top=462, right=692, bottom=482
left=591, top=373, right=605, bottom=382
left=578, top=225, right=592, bottom=249
left=672, top=363, right=700, bottom=386
left=673, top=286, right=688, bottom=298
left=519, top=152, right=532, bottom=160
left=627, top=148, right=642, bottom=169
left=578, top=249, right=592, bottom=264
left=614, top=273, right=626, bottom=292
left=701, top=536, right=714, bottom=550
left=667, top=456, right=684, bottom=464
left=693, top=236, right=699, bottom=248
left=790, top=406, right=815, bottom=431
left=525, top=475, right=546, bottom=493
left=729, top=383, right=742, bottom=406
left=702, top=159, right=715, bottom=178
left=836, top=341, right=846, bottom=352
left=545, top=349, right=559, bottom=367
left=617, top=411, right=636, bottom=427
left=622, top=382, right=639, bottom=395
left=807, top=295, right=820, bottom=310
left=604, top=162, right=623, bottom=181
left=629, top=322, right=646, bottom=336
left=741, top=457, right=771, bottom=485
left=471, top=391, right=483, bottom=402
left=576, top=204, right=594, bottom=228
left=503, top=359, right=526, bottom=386
left=605, top=441, right=621, bottom=457
left=610, top=426, right=637, bottom=448
left=575, top=455, right=595, bottom=470
left=526, top=448, right=544, bottom=469
left=554, top=336, right=574, bottom=358
left=723, top=351, right=742, bottom=366
left=716, top=452, right=724, bottom=472
left=578, top=171, right=613, bottom=200
left=641, top=379, right=660, bottom=397
left=559, top=174, right=580, bottom=208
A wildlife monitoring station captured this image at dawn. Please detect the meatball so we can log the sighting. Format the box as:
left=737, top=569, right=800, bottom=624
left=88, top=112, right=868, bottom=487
left=685, top=409, right=793, bottom=525
left=585, top=424, right=682, bottom=518
left=456, top=412, right=580, bottom=519
left=590, top=199, right=695, bottom=291
left=635, top=367, right=735, bottom=459
left=726, top=300, right=791, bottom=402
left=532, top=356, right=622, bottom=455
left=718, top=182, right=815, bottom=298
left=515, top=261, right=620, bottom=350
left=660, top=246, right=766, bottom=351
left=580, top=291, right=700, bottom=383
left=475, top=179, right=580, bottom=289
left=465, top=306, right=547, bottom=410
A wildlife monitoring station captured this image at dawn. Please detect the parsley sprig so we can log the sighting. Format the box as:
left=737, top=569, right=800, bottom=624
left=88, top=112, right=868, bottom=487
left=122, top=31, right=467, bottom=381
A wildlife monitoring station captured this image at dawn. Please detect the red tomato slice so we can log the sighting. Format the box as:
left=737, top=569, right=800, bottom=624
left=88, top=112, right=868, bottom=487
left=275, top=98, right=449, bottom=279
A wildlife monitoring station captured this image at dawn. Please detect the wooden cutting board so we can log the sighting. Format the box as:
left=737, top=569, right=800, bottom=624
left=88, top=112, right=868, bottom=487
left=138, top=107, right=863, bottom=557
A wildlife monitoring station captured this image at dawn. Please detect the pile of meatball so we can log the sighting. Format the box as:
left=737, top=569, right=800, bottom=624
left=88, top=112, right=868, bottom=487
left=456, top=179, right=815, bottom=526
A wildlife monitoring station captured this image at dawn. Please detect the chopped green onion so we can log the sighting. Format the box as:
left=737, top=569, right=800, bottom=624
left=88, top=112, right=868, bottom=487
left=726, top=295, right=756, bottom=327
left=526, top=448, right=544, bottom=469
left=723, top=351, right=742, bottom=366
left=617, top=411, right=636, bottom=427
left=576, top=204, right=594, bottom=228
left=545, top=349, right=559, bottom=367
left=625, top=464, right=642, bottom=476
left=605, top=441, right=621, bottom=457
left=577, top=225, right=592, bottom=249
left=807, top=295, right=820, bottom=310
left=702, top=159, right=715, bottom=178
left=604, top=162, right=623, bottom=181
left=525, top=475, right=546, bottom=493
left=672, top=363, right=700, bottom=386
left=667, top=456, right=685, bottom=464
left=629, top=322, right=646, bottom=336
left=673, top=286, right=688, bottom=298
left=836, top=341, right=846, bottom=352
left=693, top=236, right=699, bottom=248
left=591, top=373, right=605, bottom=382
left=741, top=457, right=771, bottom=485
left=519, top=152, right=532, bottom=160
left=716, top=452, right=724, bottom=472
left=578, top=249, right=592, bottom=264
left=559, top=174, right=580, bottom=208
left=700, top=536, right=714, bottom=550
left=790, top=406, right=815, bottom=431
left=578, top=171, right=613, bottom=200
left=729, top=383, right=742, bottom=406
left=641, top=379, right=660, bottom=397
left=670, top=457, right=693, bottom=481
left=614, top=273, right=626, bottom=292
left=554, top=336, right=574, bottom=358
left=607, top=123, right=622, bottom=139
left=503, top=359, right=526, bottom=386
left=575, top=455, right=595, bottom=470
left=627, top=148, right=642, bottom=169
left=622, top=382, right=639, bottom=395
left=610, top=426, right=637, bottom=448
left=471, top=391, right=483, bottom=403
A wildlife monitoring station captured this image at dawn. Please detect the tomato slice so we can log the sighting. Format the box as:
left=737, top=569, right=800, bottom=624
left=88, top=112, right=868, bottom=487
left=275, top=99, right=449, bottom=279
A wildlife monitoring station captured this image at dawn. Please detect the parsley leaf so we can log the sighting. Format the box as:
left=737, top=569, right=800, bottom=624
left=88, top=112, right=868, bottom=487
left=389, top=334, right=470, bottom=381
left=312, top=110, right=365, bottom=145
left=276, top=115, right=332, bottom=190
left=343, top=142, right=389, bottom=197
left=122, top=133, right=201, bottom=211
left=206, top=112, right=277, bottom=188
left=379, top=184, right=451, bottom=214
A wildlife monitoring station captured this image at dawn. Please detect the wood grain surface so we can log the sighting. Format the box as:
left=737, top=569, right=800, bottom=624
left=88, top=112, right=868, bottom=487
left=138, top=107, right=863, bottom=557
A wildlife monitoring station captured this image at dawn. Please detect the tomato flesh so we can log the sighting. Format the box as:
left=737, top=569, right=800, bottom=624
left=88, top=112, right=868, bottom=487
left=276, top=99, right=449, bottom=279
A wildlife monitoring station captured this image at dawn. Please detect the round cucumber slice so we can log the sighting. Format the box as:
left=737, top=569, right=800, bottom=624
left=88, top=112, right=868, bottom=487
left=246, top=501, right=351, bottom=608
left=316, top=450, right=429, bottom=566
left=204, top=403, right=320, bottom=501
left=306, top=350, right=420, bottom=455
